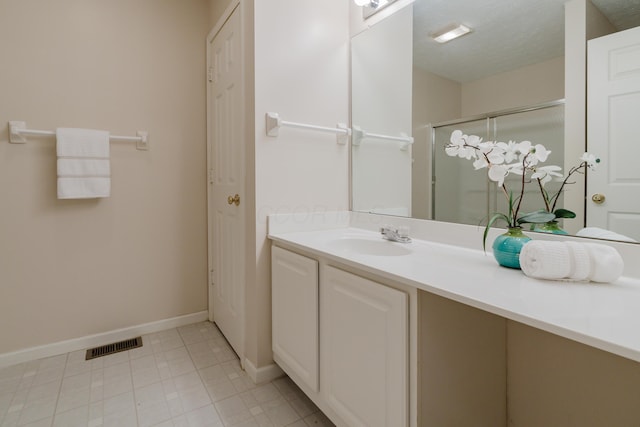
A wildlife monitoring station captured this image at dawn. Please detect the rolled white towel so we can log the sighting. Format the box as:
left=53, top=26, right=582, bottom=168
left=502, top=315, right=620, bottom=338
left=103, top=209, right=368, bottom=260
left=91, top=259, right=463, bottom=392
left=518, top=241, right=572, bottom=280
left=585, top=242, right=625, bottom=283
left=564, top=241, right=592, bottom=281
left=519, top=240, right=624, bottom=283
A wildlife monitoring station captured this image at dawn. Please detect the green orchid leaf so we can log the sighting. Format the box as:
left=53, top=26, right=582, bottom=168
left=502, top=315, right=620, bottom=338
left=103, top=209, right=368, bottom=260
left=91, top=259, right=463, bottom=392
left=483, top=212, right=511, bottom=252
left=553, top=208, right=576, bottom=219
left=517, top=210, right=556, bottom=224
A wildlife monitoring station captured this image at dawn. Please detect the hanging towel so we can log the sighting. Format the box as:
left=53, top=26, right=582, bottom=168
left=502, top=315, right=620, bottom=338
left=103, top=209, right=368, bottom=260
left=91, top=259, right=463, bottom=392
left=518, top=240, right=624, bottom=283
left=56, top=128, right=111, bottom=199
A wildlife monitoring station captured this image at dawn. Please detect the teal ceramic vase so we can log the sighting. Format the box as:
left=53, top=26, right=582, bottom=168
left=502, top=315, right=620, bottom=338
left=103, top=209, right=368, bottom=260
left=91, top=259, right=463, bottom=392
left=492, top=227, right=531, bottom=269
left=532, top=220, right=568, bottom=235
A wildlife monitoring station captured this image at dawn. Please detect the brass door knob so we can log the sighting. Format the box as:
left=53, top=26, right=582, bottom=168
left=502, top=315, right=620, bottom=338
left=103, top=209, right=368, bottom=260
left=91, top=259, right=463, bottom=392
left=227, top=194, right=240, bottom=206
left=591, top=193, right=606, bottom=204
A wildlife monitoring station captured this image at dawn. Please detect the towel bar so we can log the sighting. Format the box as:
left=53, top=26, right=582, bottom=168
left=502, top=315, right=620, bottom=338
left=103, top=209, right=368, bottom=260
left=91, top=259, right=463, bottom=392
left=351, top=125, right=414, bottom=151
left=8, top=121, right=150, bottom=150
left=265, top=112, right=350, bottom=145
left=264, top=112, right=413, bottom=150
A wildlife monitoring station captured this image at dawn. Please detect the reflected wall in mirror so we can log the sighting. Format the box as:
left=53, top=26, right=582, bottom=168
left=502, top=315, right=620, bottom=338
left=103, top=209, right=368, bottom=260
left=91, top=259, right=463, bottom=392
left=350, top=0, right=640, bottom=243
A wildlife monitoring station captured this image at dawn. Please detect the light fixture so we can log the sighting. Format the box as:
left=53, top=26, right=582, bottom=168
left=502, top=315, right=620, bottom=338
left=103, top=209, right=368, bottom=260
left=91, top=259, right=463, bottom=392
left=353, top=0, right=391, bottom=10
left=431, top=23, right=472, bottom=43
left=354, top=0, right=393, bottom=18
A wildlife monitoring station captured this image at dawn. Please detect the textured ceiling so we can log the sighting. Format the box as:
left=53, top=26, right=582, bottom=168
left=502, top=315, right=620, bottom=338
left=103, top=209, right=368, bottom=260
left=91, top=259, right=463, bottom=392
left=413, top=0, right=640, bottom=83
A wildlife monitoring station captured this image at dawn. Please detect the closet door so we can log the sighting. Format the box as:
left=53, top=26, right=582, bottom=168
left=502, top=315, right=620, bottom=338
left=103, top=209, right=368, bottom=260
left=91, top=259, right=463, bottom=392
left=207, top=4, right=245, bottom=358
left=587, top=26, right=640, bottom=241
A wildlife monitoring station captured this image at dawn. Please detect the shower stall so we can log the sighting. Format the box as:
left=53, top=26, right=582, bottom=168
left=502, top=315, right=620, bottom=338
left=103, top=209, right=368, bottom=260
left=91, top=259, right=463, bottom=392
left=431, top=100, right=565, bottom=227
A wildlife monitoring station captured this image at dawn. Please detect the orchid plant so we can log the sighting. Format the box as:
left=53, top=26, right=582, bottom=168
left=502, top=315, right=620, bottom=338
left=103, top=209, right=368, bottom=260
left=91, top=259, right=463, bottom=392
left=445, top=130, right=598, bottom=249
left=532, top=152, right=600, bottom=221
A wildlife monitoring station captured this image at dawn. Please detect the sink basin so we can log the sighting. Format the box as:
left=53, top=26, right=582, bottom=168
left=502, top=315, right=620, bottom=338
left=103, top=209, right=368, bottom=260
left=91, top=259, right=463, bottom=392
left=326, top=237, right=412, bottom=256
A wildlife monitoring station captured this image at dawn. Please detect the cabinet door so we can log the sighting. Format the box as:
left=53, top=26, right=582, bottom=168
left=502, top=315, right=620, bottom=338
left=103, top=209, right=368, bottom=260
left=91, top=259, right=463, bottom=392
left=272, top=246, right=319, bottom=391
left=321, top=266, right=408, bottom=427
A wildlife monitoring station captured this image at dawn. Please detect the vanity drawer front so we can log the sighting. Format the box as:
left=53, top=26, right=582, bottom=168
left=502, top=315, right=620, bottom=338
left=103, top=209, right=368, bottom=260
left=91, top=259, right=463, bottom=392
left=272, top=246, right=319, bottom=392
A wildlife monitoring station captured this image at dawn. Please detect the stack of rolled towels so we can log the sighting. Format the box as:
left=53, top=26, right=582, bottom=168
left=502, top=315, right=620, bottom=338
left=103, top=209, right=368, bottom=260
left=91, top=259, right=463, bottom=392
left=519, top=240, right=624, bottom=283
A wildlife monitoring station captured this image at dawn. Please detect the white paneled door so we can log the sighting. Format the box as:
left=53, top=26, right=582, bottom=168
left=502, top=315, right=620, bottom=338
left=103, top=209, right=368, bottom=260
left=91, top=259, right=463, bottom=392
left=207, top=5, right=245, bottom=359
left=588, top=26, right=640, bottom=241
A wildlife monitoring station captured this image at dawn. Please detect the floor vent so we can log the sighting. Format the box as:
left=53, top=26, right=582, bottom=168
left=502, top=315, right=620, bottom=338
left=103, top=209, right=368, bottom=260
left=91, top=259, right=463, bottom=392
left=85, top=337, right=142, bottom=360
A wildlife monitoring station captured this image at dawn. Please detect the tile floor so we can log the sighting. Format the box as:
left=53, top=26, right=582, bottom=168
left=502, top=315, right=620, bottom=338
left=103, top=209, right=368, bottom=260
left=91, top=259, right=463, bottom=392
left=0, top=321, right=335, bottom=427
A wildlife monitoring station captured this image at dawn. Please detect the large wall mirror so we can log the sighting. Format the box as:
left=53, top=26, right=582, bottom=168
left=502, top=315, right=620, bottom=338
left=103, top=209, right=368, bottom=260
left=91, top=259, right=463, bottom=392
left=351, top=0, right=640, bottom=243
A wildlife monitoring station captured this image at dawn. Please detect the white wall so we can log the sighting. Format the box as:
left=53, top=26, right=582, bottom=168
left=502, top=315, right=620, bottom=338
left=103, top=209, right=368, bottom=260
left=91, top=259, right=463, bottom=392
left=461, top=57, right=565, bottom=117
left=251, top=0, right=350, bottom=368
left=412, top=68, right=462, bottom=220
left=0, top=0, right=210, bottom=354
left=351, top=6, right=413, bottom=216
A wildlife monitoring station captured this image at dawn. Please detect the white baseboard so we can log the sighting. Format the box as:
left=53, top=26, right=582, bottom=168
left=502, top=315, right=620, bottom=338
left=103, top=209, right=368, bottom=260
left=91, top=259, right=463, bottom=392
left=0, top=311, right=209, bottom=369
left=244, top=357, right=284, bottom=385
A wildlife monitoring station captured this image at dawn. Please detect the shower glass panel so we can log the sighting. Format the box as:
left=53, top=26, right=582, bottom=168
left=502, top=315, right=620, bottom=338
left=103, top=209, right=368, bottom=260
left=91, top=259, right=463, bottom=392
left=433, top=119, right=491, bottom=225
left=494, top=105, right=565, bottom=226
left=432, top=103, right=565, bottom=228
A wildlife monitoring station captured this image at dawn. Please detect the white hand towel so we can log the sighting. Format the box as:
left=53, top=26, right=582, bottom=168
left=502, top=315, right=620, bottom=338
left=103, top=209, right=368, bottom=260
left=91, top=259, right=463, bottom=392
left=57, top=158, right=111, bottom=177
left=56, top=128, right=110, bottom=199
left=519, top=240, right=624, bottom=283
left=518, top=240, right=572, bottom=280
left=564, top=241, right=592, bottom=281
left=585, top=243, right=625, bottom=283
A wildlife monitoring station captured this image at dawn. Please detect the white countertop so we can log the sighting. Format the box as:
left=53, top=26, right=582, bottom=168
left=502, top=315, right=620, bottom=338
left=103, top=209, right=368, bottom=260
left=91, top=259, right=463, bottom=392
left=268, top=225, right=640, bottom=363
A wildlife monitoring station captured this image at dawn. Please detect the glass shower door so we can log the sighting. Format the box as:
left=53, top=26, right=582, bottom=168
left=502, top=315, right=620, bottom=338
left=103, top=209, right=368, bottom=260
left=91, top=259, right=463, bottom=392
left=432, top=119, right=494, bottom=226
left=432, top=103, right=565, bottom=228
left=494, top=105, right=565, bottom=225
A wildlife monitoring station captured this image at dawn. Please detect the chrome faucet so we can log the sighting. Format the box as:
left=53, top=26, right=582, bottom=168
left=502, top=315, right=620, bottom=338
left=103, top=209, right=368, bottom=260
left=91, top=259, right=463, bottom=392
left=380, top=225, right=412, bottom=243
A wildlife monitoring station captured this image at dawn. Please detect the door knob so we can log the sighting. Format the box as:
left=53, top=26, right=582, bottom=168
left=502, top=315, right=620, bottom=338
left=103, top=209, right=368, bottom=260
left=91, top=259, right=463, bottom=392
left=227, top=194, right=240, bottom=206
left=591, top=193, right=606, bottom=204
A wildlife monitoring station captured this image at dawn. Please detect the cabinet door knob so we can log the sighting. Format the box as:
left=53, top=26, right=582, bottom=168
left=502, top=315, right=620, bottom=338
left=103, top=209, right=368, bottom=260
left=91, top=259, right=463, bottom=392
left=227, top=194, right=240, bottom=206
left=591, top=193, right=606, bottom=204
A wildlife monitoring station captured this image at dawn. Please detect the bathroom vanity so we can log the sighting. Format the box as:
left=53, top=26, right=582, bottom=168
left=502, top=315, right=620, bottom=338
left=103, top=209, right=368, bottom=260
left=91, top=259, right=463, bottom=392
left=268, top=212, right=640, bottom=427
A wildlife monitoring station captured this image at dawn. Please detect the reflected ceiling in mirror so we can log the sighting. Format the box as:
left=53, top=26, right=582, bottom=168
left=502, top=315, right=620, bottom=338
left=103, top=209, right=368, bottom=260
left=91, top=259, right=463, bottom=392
left=413, top=0, right=640, bottom=83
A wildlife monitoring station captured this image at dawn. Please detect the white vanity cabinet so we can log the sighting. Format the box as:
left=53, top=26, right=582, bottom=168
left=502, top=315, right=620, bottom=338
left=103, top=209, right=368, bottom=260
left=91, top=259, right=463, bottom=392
left=321, top=265, right=408, bottom=427
left=271, top=246, right=319, bottom=392
left=271, top=245, right=410, bottom=427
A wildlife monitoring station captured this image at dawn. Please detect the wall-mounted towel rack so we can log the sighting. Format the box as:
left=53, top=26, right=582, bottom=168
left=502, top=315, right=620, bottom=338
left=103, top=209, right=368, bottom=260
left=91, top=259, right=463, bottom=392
left=264, top=112, right=413, bottom=150
left=265, top=112, right=350, bottom=145
left=8, top=121, right=150, bottom=150
left=351, top=125, right=414, bottom=151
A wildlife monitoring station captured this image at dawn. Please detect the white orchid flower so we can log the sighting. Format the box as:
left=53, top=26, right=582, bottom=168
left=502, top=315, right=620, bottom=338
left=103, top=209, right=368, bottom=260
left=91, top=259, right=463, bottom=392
left=450, top=129, right=464, bottom=144
left=446, top=130, right=478, bottom=160
left=532, top=165, right=563, bottom=186
left=479, top=142, right=506, bottom=163
left=478, top=140, right=497, bottom=153
left=580, top=152, right=600, bottom=170
left=486, top=150, right=505, bottom=165
left=496, top=140, right=519, bottom=163
left=531, top=144, right=551, bottom=164
left=473, top=157, right=488, bottom=170
left=507, top=163, right=524, bottom=176
left=465, top=134, right=482, bottom=148
left=516, top=141, right=551, bottom=165
left=516, top=140, right=532, bottom=155
left=488, top=164, right=510, bottom=187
